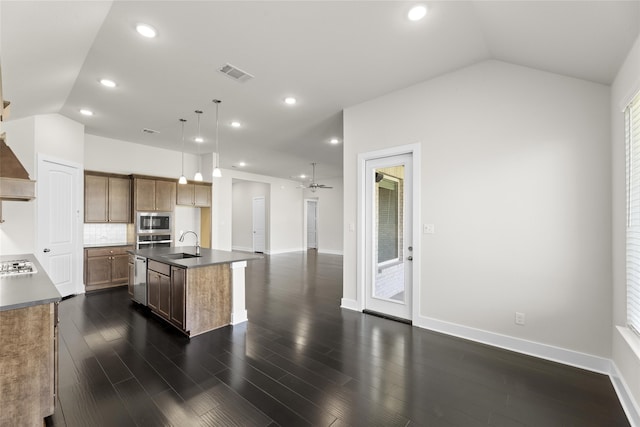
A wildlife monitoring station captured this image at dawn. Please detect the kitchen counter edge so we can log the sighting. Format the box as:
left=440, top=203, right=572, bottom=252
left=0, top=254, right=62, bottom=312
left=128, top=246, right=262, bottom=269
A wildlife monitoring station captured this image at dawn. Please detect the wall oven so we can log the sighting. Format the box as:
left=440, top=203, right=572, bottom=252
left=137, top=212, right=172, bottom=234
left=136, top=234, right=172, bottom=250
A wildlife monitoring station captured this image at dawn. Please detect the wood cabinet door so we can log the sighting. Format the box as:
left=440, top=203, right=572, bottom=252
left=147, top=270, right=160, bottom=311
left=176, top=183, right=194, bottom=206
left=108, top=177, right=131, bottom=222
left=135, top=178, right=156, bottom=211
left=86, top=256, right=111, bottom=287
left=84, top=174, right=108, bottom=222
left=111, top=254, right=129, bottom=284
left=170, top=267, right=186, bottom=329
left=155, top=180, right=176, bottom=212
left=194, top=184, right=211, bottom=207
left=158, top=273, right=171, bottom=319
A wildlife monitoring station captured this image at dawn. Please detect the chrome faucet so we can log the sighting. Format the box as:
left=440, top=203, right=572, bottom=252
left=179, top=231, right=200, bottom=256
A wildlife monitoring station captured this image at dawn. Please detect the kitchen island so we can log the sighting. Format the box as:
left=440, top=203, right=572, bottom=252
left=0, top=254, right=61, bottom=426
left=130, top=246, right=261, bottom=337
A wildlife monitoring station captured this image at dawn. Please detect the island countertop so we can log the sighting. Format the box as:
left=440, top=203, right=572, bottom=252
left=0, top=254, right=62, bottom=312
left=129, top=246, right=262, bottom=269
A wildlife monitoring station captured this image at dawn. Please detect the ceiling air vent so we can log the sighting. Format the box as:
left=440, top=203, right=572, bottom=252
left=218, top=63, right=254, bottom=83
left=142, top=128, right=159, bottom=134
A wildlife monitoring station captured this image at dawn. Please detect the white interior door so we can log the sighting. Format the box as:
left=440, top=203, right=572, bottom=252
left=252, top=196, right=266, bottom=253
left=306, top=200, right=318, bottom=249
left=37, top=156, right=81, bottom=297
left=364, top=153, right=413, bottom=320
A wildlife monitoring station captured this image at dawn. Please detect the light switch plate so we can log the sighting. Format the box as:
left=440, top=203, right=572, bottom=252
left=424, top=224, right=435, bottom=234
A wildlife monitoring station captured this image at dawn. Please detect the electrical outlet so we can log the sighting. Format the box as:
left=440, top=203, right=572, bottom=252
left=515, top=312, right=525, bottom=325
left=424, top=224, right=435, bottom=234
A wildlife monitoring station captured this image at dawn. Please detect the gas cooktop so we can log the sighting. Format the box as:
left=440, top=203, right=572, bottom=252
left=0, top=259, right=38, bottom=276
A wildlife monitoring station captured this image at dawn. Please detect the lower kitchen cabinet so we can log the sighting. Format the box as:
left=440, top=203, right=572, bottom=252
left=147, top=260, right=186, bottom=330
left=84, top=245, right=133, bottom=292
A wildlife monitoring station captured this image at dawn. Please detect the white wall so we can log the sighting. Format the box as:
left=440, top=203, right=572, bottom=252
left=85, top=134, right=199, bottom=178
left=612, top=33, right=640, bottom=420
left=303, top=176, right=343, bottom=254
left=344, top=60, right=612, bottom=360
left=232, top=180, right=270, bottom=252
left=1, top=114, right=84, bottom=255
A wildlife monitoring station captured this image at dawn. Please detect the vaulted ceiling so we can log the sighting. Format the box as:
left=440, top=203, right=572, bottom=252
left=2, top=1, right=638, bottom=181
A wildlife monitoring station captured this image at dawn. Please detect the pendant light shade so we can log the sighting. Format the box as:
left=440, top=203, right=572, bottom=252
left=178, top=118, right=187, bottom=184
left=194, top=110, right=203, bottom=181
left=212, top=99, right=222, bottom=178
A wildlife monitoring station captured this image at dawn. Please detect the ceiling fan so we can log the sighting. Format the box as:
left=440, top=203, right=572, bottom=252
left=299, top=162, right=333, bottom=192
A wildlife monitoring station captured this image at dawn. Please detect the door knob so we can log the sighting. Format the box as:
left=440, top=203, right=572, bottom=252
left=407, top=256, right=413, bottom=261
left=43, top=248, right=51, bottom=253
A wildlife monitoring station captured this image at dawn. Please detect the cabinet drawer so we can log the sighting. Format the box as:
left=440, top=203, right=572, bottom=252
left=147, top=259, right=171, bottom=276
left=86, top=246, right=132, bottom=258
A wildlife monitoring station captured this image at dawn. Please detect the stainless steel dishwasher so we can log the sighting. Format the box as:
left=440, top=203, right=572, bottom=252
left=133, top=256, right=147, bottom=305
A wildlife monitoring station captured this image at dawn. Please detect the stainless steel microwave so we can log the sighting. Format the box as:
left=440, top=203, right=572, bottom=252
left=137, top=212, right=172, bottom=234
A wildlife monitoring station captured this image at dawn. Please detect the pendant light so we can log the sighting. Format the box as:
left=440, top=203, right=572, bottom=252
left=178, top=118, right=188, bottom=184
left=212, top=99, right=222, bottom=178
left=193, top=110, right=203, bottom=181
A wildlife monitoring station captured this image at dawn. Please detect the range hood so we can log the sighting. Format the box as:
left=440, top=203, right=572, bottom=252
left=0, top=133, right=35, bottom=201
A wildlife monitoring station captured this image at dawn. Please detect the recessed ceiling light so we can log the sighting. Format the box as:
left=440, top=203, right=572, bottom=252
left=330, top=138, right=340, bottom=145
left=408, top=5, right=427, bottom=21
left=99, top=78, right=116, bottom=88
left=195, top=136, right=204, bottom=143
left=284, top=97, right=297, bottom=105
left=80, top=109, right=94, bottom=116
left=238, top=162, right=246, bottom=167
left=136, top=23, right=157, bottom=38
left=300, top=174, right=306, bottom=179
left=231, top=121, right=241, bottom=128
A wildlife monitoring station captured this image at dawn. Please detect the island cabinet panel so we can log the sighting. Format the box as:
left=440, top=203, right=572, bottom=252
left=171, top=266, right=186, bottom=329
left=0, top=303, right=56, bottom=425
left=84, top=172, right=131, bottom=223
left=84, top=246, right=133, bottom=292
left=186, top=264, right=230, bottom=336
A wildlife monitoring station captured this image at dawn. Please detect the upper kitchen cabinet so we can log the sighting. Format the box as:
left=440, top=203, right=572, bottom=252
left=134, top=176, right=176, bottom=212
left=176, top=182, right=211, bottom=207
left=84, top=171, right=131, bottom=223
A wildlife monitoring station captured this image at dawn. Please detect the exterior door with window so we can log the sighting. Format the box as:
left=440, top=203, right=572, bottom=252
left=364, top=153, right=413, bottom=320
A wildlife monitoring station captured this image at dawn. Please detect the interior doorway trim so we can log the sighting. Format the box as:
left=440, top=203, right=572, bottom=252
left=357, top=143, right=421, bottom=321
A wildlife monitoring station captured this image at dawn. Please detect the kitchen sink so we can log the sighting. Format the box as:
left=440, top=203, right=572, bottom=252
left=164, top=253, right=201, bottom=259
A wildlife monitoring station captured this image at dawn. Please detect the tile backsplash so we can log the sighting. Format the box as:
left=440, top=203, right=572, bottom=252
left=84, top=223, right=128, bottom=245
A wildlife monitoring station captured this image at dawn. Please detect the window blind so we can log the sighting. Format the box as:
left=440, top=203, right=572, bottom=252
left=626, top=92, right=640, bottom=335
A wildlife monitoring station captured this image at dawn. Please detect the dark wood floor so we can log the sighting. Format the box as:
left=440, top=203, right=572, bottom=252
left=46, top=251, right=629, bottom=426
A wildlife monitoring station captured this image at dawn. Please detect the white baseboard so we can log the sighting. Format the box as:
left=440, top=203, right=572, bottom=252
left=340, top=298, right=360, bottom=311
left=232, top=245, right=253, bottom=252
left=415, top=314, right=611, bottom=373
left=318, top=249, right=344, bottom=255
left=610, top=361, right=640, bottom=427
left=320, top=304, right=639, bottom=425
left=267, top=247, right=305, bottom=255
